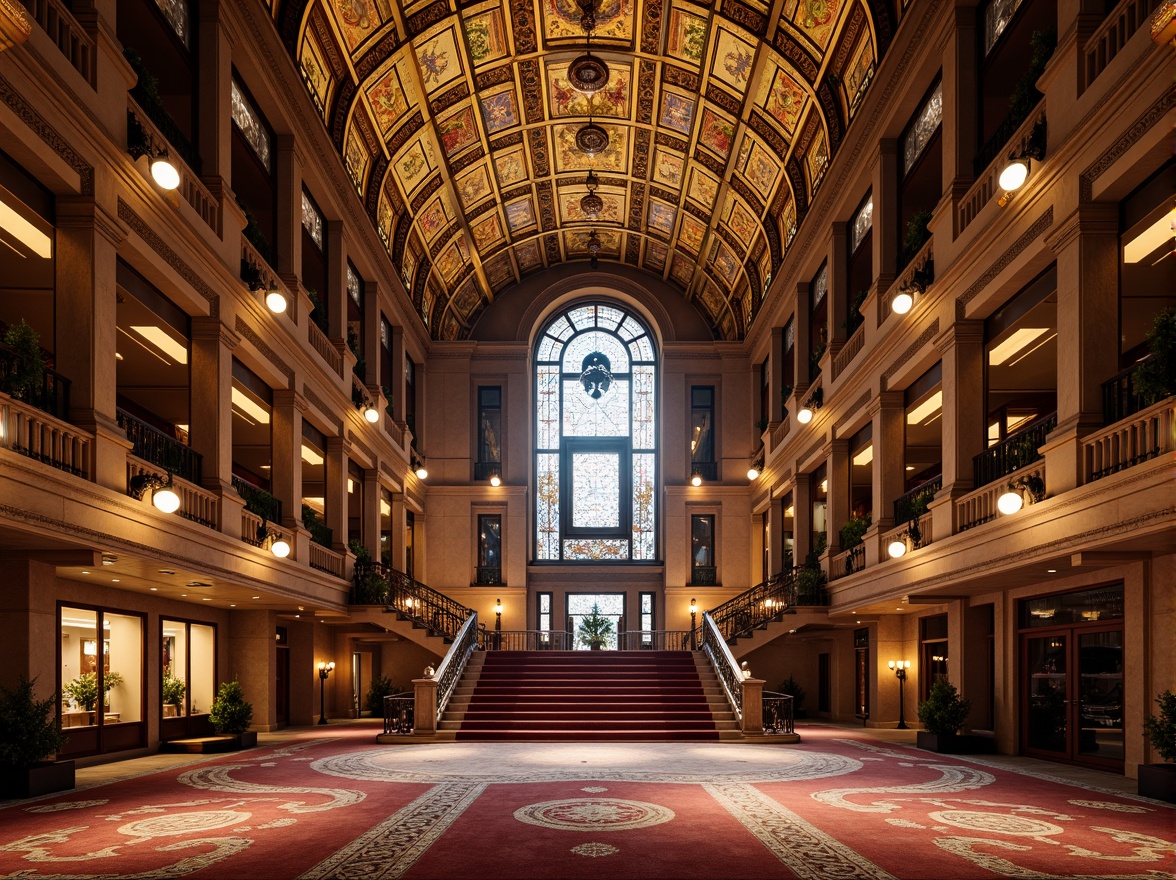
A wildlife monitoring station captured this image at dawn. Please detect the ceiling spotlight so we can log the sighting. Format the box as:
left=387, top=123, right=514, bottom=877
left=149, top=152, right=181, bottom=190
left=265, top=285, right=288, bottom=314
left=891, top=290, right=914, bottom=315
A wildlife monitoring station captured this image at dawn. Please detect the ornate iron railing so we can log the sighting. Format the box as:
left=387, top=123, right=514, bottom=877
left=762, top=691, right=795, bottom=734
left=0, top=343, right=71, bottom=420
left=690, top=565, right=717, bottom=586
left=701, top=612, right=743, bottom=720
left=973, top=412, right=1056, bottom=488
left=352, top=561, right=474, bottom=642
left=617, top=630, right=692, bottom=651
left=893, top=474, right=942, bottom=524
left=382, top=692, right=414, bottom=735
left=475, top=566, right=502, bottom=586
left=1102, top=358, right=1152, bottom=425
left=434, top=613, right=480, bottom=720
left=691, top=460, right=718, bottom=482
left=473, top=461, right=500, bottom=481
left=481, top=629, right=571, bottom=651
left=230, top=475, right=282, bottom=523
left=706, top=570, right=797, bottom=643
left=117, top=409, right=202, bottom=484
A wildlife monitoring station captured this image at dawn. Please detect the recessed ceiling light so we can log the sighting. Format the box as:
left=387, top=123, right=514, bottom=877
left=150, top=587, right=157, bottom=591
left=905, top=465, right=916, bottom=471
left=112, top=578, right=120, bottom=583
left=131, top=325, right=189, bottom=364
left=202, top=598, right=211, bottom=601
left=252, top=596, right=261, bottom=599
left=181, top=594, right=187, bottom=597
left=81, top=571, right=89, bottom=575
left=1047, top=569, right=1057, bottom=573
left=230, top=604, right=236, bottom=607
left=158, top=569, right=175, bottom=575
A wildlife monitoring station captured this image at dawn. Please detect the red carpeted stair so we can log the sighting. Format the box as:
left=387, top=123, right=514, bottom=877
left=442, top=650, right=736, bottom=741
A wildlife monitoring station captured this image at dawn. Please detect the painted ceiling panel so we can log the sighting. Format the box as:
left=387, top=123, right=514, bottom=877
left=282, top=0, right=891, bottom=339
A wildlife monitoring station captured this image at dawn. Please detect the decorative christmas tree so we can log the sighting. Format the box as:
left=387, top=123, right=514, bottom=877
left=576, top=603, right=615, bottom=650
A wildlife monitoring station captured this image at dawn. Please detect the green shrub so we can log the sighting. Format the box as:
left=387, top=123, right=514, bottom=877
left=0, top=677, right=68, bottom=769
left=209, top=680, right=253, bottom=735
left=1, top=319, right=48, bottom=400
left=839, top=514, right=871, bottom=550
left=62, top=671, right=123, bottom=713
left=1142, top=690, right=1176, bottom=762
left=162, top=672, right=186, bottom=709
left=1134, top=308, right=1176, bottom=405
left=918, top=679, right=971, bottom=735
left=365, top=674, right=401, bottom=716
left=778, top=675, right=806, bottom=713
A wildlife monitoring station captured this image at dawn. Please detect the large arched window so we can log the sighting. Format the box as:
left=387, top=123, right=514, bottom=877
left=535, top=303, right=657, bottom=561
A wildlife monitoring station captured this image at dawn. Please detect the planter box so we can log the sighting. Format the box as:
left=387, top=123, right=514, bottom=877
left=161, top=731, right=257, bottom=754
left=917, top=731, right=996, bottom=754
left=1137, top=763, right=1176, bottom=803
left=0, top=760, right=75, bottom=799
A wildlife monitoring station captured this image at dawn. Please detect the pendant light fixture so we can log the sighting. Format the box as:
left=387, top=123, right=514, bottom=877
left=580, top=170, right=603, bottom=218
left=574, top=0, right=609, bottom=157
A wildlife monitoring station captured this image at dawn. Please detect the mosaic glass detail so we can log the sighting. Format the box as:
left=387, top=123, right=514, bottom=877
left=812, top=264, right=828, bottom=306
left=153, top=0, right=189, bottom=47
left=984, top=0, right=1024, bottom=56
left=302, top=191, right=324, bottom=249
left=850, top=195, right=873, bottom=254
left=902, top=81, right=942, bottom=177
left=347, top=264, right=362, bottom=305
left=231, top=80, right=272, bottom=172
left=535, top=303, right=657, bottom=562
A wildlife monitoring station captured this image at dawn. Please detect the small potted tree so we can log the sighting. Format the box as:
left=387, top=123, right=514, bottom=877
left=62, top=671, right=124, bottom=721
left=577, top=604, right=615, bottom=650
left=0, top=676, right=73, bottom=798
left=162, top=672, right=186, bottom=717
left=778, top=675, right=807, bottom=719
left=916, top=679, right=991, bottom=753
left=208, top=680, right=256, bottom=750
left=1139, top=690, right=1176, bottom=802
left=366, top=674, right=400, bottom=717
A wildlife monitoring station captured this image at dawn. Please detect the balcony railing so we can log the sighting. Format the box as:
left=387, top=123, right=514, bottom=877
left=308, top=315, right=342, bottom=376
left=126, top=455, right=217, bottom=529
left=973, top=412, right=1056, bottom=488
left=0, top=391, right=91, bottom=478
left=957, top=105, right=1047, bottom=235
left=616, top=630, right=693, bottom=651
left=762, top=691, right=795, bottom=735
left=830, top=544, right=865, bottom=581
left=893, top=474, right=942, bottom=524
left=1102, top=358, right=1153, bottom=425
left=117, top=409, right=202, bottom=484
left=129, top=97, right=218, bottom=234
left=475, top=566, right=502, bottom=586
left=706, top=569, right=798, bottom=643
left=21, top=0, right=95, bottom=86
left=308, top=542, right=345, bottom=578
left=353, top=561, right=473, bottom=643
left=0, top=343, right=71, bottom=421
left=231, top=475, right=282, bottom=523
left=832, top=324, right=865, bottom=379
left=881, top=512, right=933, bottom=558
left=690, top=565, right=717, bottom=586
left=1083, top=396, right=1173, bottom=483
left=481, top=630, right=571, bottom=651
left=957, top=461, right=1046, bottom=531
left=1081, top=0, right=1159, bottom=93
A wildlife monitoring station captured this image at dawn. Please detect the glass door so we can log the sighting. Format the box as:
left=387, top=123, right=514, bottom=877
left=1025, top=633, right=1068, bottom=756
left=1077, top=630, right=1123, bottom=764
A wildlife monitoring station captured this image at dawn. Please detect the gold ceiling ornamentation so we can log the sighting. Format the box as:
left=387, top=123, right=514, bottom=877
left=0, top=0, right=32, bottom=52
left=278, top=0, right=893, bottom=340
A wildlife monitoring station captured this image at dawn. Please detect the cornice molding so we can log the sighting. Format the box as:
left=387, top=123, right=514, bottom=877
left=955, top=209, right=1053, bottom=319
left=118, top=199, right=220, bottom=318
left=0, top=71, right=92, bottom=194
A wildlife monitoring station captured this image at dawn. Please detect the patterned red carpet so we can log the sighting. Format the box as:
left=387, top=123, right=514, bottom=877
left=1, top=723, right=1172, bottom=879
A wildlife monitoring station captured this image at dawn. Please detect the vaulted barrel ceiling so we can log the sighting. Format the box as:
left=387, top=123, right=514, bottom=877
left=273, top=0, right=893, bottom=340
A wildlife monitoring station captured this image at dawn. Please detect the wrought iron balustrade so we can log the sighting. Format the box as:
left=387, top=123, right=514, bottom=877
left=475, top=566, right=502, bottom=586
left=1102, top=358, right=1152, bottom=425
left=117, top=409, right=202, bottom=484
left=481, top=629, right=571, bottom=651
left=762, top=691, right=795, bottom=735
left=231, top=475, right=282, bottom=523
left=701, top=612, right=743, bottom=719
left=473, top=461, right=500, bottom=481
left=706, top=569, right=798, bottom=643
left=973, top=412, right=1056, bottom=488
left=434, top=613, right=480, bottom=719
left=690, top=565, right=717, bottom=586
left=382, top=692, right=414, bottom=735
left=973, top=94, right=1046, bottom=178
left=691, top=460, right=717, bottom=482
left=0, top=343, right=71, bottom=420
left=617, top=630, right=692, bottom=651
left=893, top=474, right=942, bottom=524
left=352, top=561, right=475, bottom=643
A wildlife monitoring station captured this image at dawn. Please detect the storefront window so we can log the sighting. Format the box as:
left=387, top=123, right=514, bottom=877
left=60, top=606, right=143, bottom=728
left=162, top=620, right=215, bottom=718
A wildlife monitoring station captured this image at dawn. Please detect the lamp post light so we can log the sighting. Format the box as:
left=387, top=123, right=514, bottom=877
left=690, top=597, right=697, bottom=649
left=888, top=660, right=911, bottom=729
left=317, top=661, right=335, bottom=725
left=494, top=598, right=503, bottom=650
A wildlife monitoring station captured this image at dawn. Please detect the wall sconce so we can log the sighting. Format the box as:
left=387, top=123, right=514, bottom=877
left=129, top=471, right=181, bottom=514
left=356, top=397, right=379, bottom=423
left=997, top=474, right=1045, bottom=515
left=888, top=659, right=911, bottom=729
left=317, top=661, right=335, bottom=725
left=998, top=119, right=1047, bottom=205
left=489, top=472, right=502, bottom=487
left=887, top=515, right=924, bottom=559
left=412, top=454, right=428, bottom=480
left=265, top=283, right=288, bottom=314
left=690, top=471, right=703, bottom=487
left=891, top=289, right=914, bottom=315
left=256, top=520, right=291, bottom=558
left=128, top=113, right=181, bottom=190
left=747, top=453, right=763, bottom=481
left=797, top=387, right=823, bottom=424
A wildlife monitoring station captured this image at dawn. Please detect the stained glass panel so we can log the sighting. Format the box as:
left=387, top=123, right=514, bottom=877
left=549, top=317, right=576, bottom=341
left=563, top=379, right=629, bottom=436
left=985, top=0, right=1024, bottom=55
left=632, top=367, right=655, bottom=450
left=562, top=330, right=630, bottom=374
left=571, top=453, right=620, bottom=528
left=850, top=195, right=873, bottom=254
left=231, top=80, right=272, bottom=172
left=629, top=336, right=655, bottom=362
left=632, top=453, right=656, bottom=560
left=616, top=317, right=643, bottom=341
left=568, top=594, right=625, bottom=616
left=537, top=335, right=563, bottom=362
left=567, top=306, right=599, bottom=330
left=536, top=453, right=560, bottom=559
left=302, top=191, right=324, bottom=249
left=563, top=539, right=630, bottom=560
left=537, top=367, right=560, bottom=449
left=902, top=81, right=942, bottom=176
left=595, top=305, right=624, bottom=331
left=153, top=0, right=189, bottom=47
left=812, top=264, right=828, bottom=306
left=347, top=265, right=362, bottom=305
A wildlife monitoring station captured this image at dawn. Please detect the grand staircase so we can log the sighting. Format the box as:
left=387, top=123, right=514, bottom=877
left=440, top=650, right=740, bottom=741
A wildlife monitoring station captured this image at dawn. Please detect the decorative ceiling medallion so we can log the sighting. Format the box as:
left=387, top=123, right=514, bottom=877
left=569, top=53, right=609, bottom=93
left=580, top=170, right=603, bottom=216
left=576, top=122, right=610, bottom=155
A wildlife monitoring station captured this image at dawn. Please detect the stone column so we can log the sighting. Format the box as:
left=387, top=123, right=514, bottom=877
left=388, top=324, right=407, bottom=429
left=229, top=609, right=278, bottom=731
left=363, top=465, right=381, bottom=556
left=769, top=325, right=785, bottom=422
left=189, top=317, right=239, bottom=493
left=196, top=0, right=232, bottom=189
left=326, top=435, right=349, bottom=552
left=943, top=4, right=979, bottom=204
left=793, top=283, right=812, bottom=398
left=390, top=494, right=408, bottom=572
left=326, top=220, right=348, bottom=346
left=827, top=439, right=850, bottom=554
left=793, top=473, right=812, bottom=562
left=873, top=139, right=899, bottom=291
left=870, top=392, right=906, bottom=532
left=933, top=320, right=984, bottom=539
left=271, top=390, right=305, bottom=530
left=1044, top=205, right=1119, bottom=492
left=275, top=135, right=301, bottom=281
left=828, top=222, right=849, bottom=346
left=363, top=279, right=383, bottom=399
left=55, top=199, right=132, bottom=490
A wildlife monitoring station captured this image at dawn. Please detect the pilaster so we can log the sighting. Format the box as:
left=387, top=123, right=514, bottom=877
left=272, top=389, right=306, bottom=530
left=829, top=221, right=849, bottom=344
left=326, top=434, right=350, bottom=552
left=873, top=139, right=899, bottom=285
left=189, top=317, right=241, bottom=498
left=870, top=391, right=906, bottom=533
left=827, top=438, right=850, bottom=554
left=275, top=135, right=300, bottom=279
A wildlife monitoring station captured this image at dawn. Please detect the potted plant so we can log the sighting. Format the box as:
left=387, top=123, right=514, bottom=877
left=366, top=674, right=401, bottom=717
left=0, top=319, right=48, bottom=402
left=62, top=671, right=123, bottom=717
left=576, top=603, right=614, bottom=650
left=350, top=540, right=387, bottom=605
left=916, top=679, right=992, bottom=753
left=209, top=680, right=256, bottom=749
left=1139, top=690, right=1176, bottom=802
left=778, top=675, right=807, bottom=719
left=162, top=672, right=186, bottom=717
left=1134, top=308, right=1175, bottom=405
left=0, top=676, right=73, bottom=798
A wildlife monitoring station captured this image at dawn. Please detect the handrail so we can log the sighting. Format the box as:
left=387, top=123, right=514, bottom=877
left=353, top=561, right=474, bottom=642
left=617, top=630, right=692, bottom=651
left=1081, top=0, right=1158, bottom=92
left=481, top=630, right=571, bottom=651
left=117, top=408, right=202, bottom=484
left=706, top=569, right=797, bottom=642
left=762, top=691, right=795, bottom=734
left=23, top=0, right=95, bottom=86
left=701, top=612, right=743, bottom=720
left=0, top=341, right=72, bottom=420
left=893, top=474, right=942, bottom=524
left=382, top=692, right=414, bottom=735
left=433, top=612, right=480, bottom=720
left=231, top=474, right=282, bottom=523
left=1102, top=356, right=1152, bottom=424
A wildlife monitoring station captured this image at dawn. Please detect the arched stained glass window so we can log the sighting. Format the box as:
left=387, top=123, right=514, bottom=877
left=535, top=303, right=657, bottom=561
